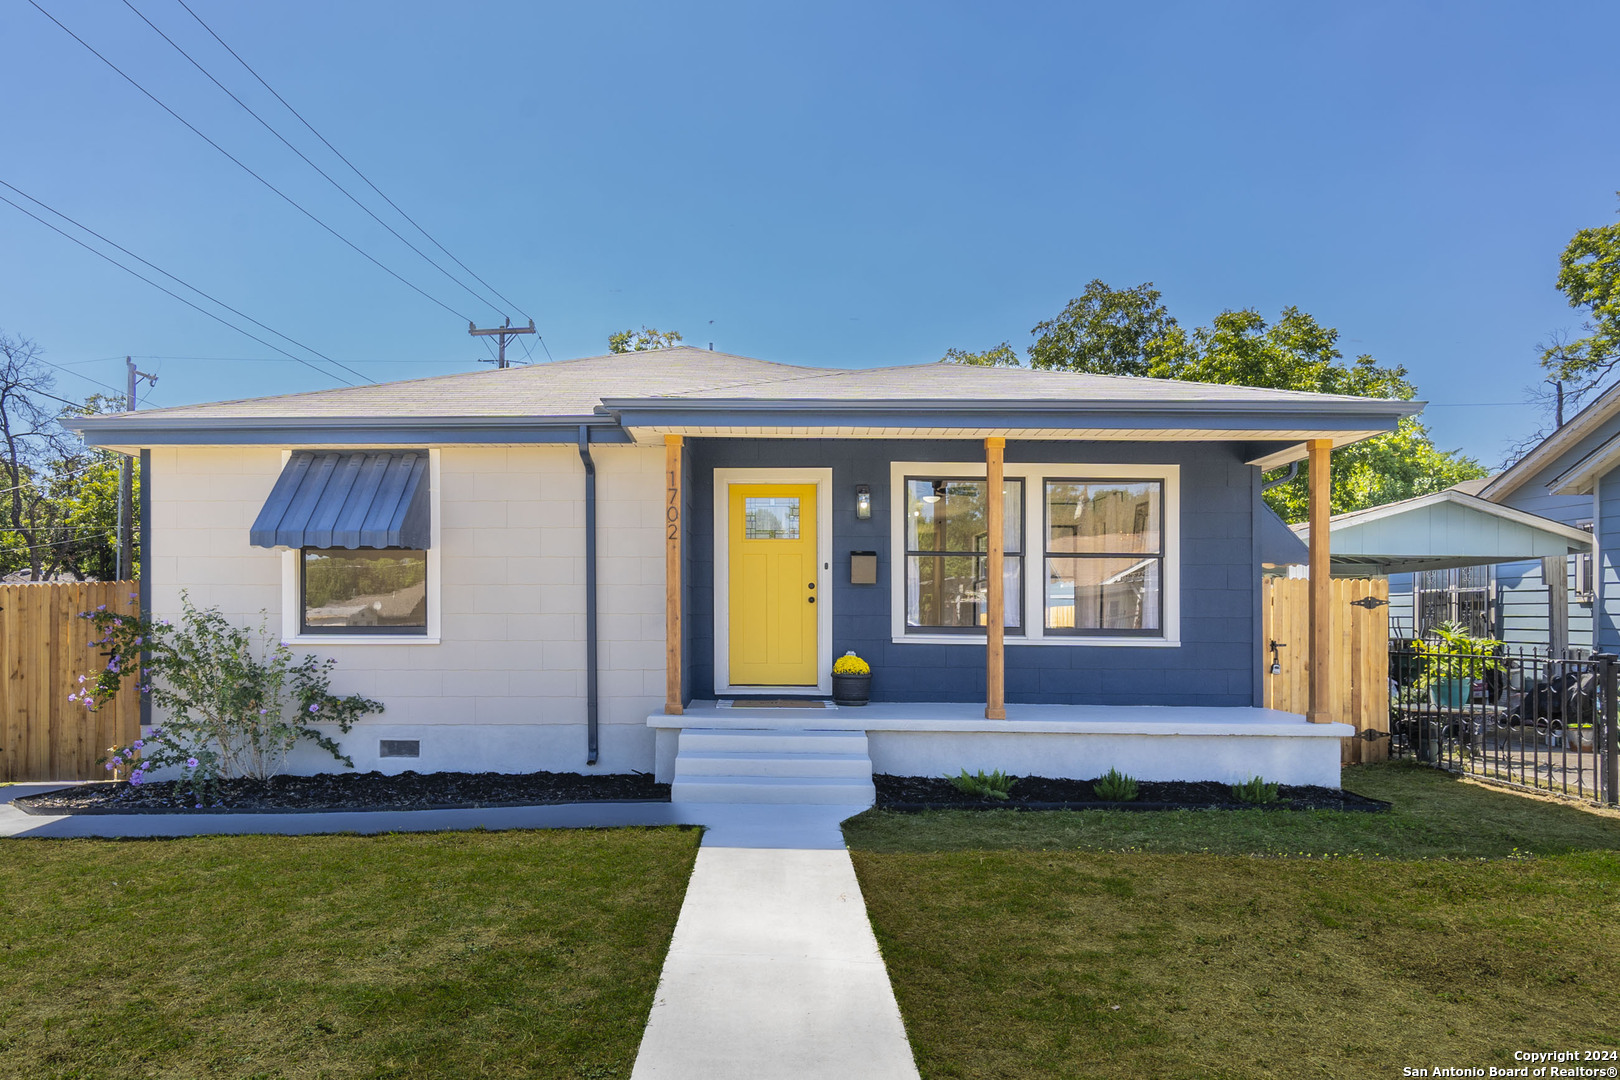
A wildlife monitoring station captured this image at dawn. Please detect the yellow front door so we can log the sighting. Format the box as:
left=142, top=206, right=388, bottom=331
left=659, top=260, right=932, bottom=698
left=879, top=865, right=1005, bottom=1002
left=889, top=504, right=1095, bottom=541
left=729, top=483, right=818, bottom=686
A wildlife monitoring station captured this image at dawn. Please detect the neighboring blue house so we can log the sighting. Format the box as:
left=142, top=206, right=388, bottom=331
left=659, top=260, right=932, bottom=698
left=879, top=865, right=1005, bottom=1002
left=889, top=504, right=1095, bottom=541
left=73, top=348, right=1415, bottom=795
left=1382, top=385, right=1620, bottom=655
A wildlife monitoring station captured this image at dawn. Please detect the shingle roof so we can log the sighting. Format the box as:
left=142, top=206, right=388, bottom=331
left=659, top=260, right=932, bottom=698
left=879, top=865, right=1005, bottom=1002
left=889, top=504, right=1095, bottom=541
left=78, top=346, right=1407, bottom=422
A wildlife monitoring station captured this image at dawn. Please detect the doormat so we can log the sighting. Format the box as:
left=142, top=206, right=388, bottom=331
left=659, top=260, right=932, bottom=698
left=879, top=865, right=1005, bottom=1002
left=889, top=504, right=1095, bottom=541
left=716, top=699, right=836, bottom=709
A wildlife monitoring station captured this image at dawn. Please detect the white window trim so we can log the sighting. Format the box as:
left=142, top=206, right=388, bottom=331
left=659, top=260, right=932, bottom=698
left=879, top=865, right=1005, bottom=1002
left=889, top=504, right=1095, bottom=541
left=713, top=467, right=834, bottom=695
left=888, top=460, right=1180, bottom=647
left=279, top=448, right=442, bottom=646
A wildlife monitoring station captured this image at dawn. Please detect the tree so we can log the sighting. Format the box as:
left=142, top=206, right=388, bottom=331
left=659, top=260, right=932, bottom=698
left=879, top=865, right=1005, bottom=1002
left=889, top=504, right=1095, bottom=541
left=941, top=342, right=1021, bottom=367
left=1540, top=193, right=1620, bottom=408
left=608, top=326, right=683, bottom=353
left=0, top=337, right=127, bottom=581
left=1028, top=279, right=1189, bottom=376
left=941, top=285, right=1486, bottom=521
left=0, top=330, right=76, bottom=580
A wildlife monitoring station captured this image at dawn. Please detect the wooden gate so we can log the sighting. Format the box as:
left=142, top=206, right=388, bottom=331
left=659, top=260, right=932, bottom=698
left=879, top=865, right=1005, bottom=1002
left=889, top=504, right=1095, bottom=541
left=1262, top=576, right=1390, bottom=764
left=0, top=581, right=140, bottom=782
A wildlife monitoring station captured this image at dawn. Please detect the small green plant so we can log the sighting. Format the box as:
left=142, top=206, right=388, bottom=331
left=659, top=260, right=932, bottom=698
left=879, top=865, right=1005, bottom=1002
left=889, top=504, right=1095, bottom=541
left=77, top=592, right=383, bottom=794
left=1093, top=767, right=1139, bottom=802
left=1230, top=775, right=1281, bottom=805
left=1414, top=620, right=1505, bottom=687
left=949, top=768, right=1015, bottom=801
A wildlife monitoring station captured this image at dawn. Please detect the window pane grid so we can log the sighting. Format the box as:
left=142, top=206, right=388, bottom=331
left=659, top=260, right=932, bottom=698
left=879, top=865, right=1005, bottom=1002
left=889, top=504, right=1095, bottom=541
left=1043, top=480, right=1163, bottom=635
left=904, top=476, right=1023, bottom=634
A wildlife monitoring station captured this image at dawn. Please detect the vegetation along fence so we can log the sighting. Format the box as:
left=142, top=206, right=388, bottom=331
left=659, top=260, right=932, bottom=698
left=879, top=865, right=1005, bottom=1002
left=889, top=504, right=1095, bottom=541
left=1262, top=576, right=1391, bottom=764
left=0, top=581, right=140, bottom=782
left=1389, top=642, right=1619, bottom=806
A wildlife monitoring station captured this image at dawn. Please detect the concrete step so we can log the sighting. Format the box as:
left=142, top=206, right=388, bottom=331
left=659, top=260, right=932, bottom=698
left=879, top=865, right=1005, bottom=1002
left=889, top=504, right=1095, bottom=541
left=670, top=776, right=878, bottom=805
left=674, top=751, right=874, bottom=780
left=677, top=728, right=869, bottom=756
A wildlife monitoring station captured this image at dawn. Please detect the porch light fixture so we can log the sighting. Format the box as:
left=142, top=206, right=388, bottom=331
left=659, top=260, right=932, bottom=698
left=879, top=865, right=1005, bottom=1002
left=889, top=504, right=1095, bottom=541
left=923, top=480, right=946, bottom=504
left=855, top=484, right=872, bottom=519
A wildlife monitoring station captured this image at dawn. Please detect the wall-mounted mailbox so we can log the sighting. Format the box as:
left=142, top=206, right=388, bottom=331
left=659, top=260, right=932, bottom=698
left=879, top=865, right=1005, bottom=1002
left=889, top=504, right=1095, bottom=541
left=850, top=551, right=878, bottom=585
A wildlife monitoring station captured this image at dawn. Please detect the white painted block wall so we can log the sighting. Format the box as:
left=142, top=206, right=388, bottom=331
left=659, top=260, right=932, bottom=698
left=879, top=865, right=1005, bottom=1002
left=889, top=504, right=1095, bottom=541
left=147, top=443, right=666, bottom=775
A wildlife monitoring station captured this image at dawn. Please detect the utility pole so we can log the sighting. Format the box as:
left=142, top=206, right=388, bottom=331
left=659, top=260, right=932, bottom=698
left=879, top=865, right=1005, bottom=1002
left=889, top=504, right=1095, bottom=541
left=469, top=318, right=535, bottom=369
left=117, top=357, right=158, bottom=581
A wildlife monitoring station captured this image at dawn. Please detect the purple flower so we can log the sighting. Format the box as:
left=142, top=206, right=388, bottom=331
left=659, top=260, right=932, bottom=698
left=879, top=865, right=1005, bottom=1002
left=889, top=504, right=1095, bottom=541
left=128, top=772, right=144, bottom=786
left=308, top=704, right=319, bottom=713
left=68, top=693, right=78, bottom=703
left=77, top=675, right=86, bottom=684
left=132, top=739, right=145, bottom=750
left=128, top=592, right=138, bottom=601
left=195, top=803, right=203, bottom=809
left=96, top=604, right=106, bottom=612
left=105, top=762, right=116, bottom=771
left=259, top=708, right=268, bottom=715
left=185, top=757, right=199, bottom=769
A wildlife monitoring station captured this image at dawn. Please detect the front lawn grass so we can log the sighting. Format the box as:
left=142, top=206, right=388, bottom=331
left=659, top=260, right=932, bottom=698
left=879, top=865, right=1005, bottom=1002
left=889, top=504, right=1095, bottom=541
left=0, top=827, right=701, bottom=1080
left=847, top=764, right=1620, bottom=1080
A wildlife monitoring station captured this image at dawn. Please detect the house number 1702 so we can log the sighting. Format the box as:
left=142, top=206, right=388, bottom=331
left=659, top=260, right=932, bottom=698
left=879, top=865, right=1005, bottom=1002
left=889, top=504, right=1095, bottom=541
left=666, top=471, right=680, bottom=541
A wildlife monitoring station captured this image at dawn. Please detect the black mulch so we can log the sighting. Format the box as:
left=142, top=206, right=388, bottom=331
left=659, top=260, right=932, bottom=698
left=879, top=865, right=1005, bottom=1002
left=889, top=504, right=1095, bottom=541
left=13, top=770, right=670, bottom=816
left=875, top=774, right=1389, bottom=813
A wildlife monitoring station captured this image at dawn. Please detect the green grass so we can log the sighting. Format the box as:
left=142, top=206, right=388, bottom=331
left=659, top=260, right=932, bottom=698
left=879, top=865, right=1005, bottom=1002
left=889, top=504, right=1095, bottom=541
left=846, top=762, right=1620, bottom=859
left=0, top=827, right=701, bottom=1080
left=847, top=765, right=1620, bottom=1080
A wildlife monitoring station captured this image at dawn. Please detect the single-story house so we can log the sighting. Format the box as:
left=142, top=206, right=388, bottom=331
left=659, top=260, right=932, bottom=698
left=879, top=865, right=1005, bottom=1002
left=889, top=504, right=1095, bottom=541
left=73, top=347, right=1419, bottom=798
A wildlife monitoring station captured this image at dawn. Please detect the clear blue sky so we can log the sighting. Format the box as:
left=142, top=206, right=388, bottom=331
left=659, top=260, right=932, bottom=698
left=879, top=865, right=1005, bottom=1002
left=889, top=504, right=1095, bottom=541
left=3, top=0, right=1617, bottom=466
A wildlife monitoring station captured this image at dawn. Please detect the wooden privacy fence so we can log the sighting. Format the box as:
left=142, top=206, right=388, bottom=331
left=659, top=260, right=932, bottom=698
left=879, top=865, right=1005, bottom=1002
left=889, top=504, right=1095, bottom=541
left=1, top=581, right=140, bottom=782
left=1262, top=576, right=1390, bottom=764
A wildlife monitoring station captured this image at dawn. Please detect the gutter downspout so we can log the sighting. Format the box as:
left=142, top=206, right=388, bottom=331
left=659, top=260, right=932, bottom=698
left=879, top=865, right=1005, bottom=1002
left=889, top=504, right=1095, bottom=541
left=1261, top=460, right=1300, bottom=492
left=578, top=426, right=599, bottom=765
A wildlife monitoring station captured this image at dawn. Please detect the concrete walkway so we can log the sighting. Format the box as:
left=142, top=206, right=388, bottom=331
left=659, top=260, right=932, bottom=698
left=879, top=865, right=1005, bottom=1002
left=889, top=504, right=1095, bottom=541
left=631, top=805, right=920, bottom=1080
left=0, top=787, right=921, bottom=1079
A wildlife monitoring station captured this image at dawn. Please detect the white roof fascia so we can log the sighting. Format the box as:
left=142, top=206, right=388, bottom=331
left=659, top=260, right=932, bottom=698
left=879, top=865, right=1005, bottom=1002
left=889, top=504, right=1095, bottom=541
left=1481, top=380, right=1620, bottom=502
left=1546, top=429, right=1620, bottom=496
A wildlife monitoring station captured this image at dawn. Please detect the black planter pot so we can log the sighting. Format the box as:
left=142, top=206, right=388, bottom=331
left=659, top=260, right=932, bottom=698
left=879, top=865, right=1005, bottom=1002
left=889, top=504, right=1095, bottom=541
left=831, top=673, right=871, bottom=707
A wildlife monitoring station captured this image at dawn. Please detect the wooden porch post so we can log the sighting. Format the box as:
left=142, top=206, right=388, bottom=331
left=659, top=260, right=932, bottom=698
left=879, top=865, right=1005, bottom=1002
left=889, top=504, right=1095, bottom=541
left=985, top=437, right=1006, bottom=720
left=1308, top=439, right=1333, bottom=724
left=664, top=435, right=684, bottom=716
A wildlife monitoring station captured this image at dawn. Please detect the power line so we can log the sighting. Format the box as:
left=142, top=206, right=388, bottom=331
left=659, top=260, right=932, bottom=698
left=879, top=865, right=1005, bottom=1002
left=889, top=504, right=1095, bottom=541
left=0, top=191, right=356, bottom=386
left=36, top=358, right=127, bottom=399
left=172, top=0, right=535, bottom=325
left=120, top=0, right=513, bottom=321
left=26, top=0, right=478, bottom=326
left=1, top=181, right=366, bottom=385
left=3, top=179, right=367, bottom=383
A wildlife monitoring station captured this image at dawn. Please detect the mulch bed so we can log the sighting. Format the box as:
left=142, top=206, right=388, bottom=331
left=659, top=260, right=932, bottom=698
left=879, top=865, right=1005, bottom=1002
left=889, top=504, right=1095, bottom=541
left=13, top=770, right=670, bottom=816
left=875, top=774, right=1389, bottom=812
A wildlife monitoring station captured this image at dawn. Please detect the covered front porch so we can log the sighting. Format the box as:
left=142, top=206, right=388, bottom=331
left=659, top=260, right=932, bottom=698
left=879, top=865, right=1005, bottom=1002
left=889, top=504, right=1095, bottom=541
left=652, top=433, right=1352, bottom=797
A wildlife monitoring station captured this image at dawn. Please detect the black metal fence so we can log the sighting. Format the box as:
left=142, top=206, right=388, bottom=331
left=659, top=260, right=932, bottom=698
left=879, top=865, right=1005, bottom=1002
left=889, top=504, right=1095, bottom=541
left=1389, top=642, right=1620, bottom=805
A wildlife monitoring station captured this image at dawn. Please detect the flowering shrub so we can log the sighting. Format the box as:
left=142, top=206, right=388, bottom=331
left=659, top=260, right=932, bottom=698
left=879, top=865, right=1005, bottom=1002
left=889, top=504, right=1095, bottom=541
left=832, top=652, right=871, bottom=677
left=77, top=592, right=383, bottom=788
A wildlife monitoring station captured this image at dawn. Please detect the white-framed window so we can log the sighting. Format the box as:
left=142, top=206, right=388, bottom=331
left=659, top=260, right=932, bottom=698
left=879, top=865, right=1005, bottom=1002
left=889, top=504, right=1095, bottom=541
left=280, top=449, right=442, bottom=645
left=889, top=460, right=1180, bottom=647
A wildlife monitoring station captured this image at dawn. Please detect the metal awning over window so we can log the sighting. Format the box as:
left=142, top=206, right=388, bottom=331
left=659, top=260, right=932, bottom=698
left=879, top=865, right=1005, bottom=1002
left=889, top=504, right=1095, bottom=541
left=250, top=450, right=430, bottom=550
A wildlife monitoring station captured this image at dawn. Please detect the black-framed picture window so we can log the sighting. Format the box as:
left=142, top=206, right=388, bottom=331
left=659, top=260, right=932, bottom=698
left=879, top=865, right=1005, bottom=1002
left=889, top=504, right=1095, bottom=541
left=903, top=477, right=1023, bottom=633
left=300, top=547, right=428, bottom=635
left=1043, top=480, right=1163, bottom=635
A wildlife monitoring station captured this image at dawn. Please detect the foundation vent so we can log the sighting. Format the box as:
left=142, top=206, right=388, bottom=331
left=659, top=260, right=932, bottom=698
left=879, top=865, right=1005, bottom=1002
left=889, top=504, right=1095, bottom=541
left=379, top=739, right=421, bottom=759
